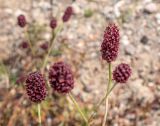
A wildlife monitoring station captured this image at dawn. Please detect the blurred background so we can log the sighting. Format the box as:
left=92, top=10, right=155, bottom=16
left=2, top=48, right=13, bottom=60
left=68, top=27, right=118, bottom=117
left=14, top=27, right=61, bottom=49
left=0, top=0, right=160, bottom=125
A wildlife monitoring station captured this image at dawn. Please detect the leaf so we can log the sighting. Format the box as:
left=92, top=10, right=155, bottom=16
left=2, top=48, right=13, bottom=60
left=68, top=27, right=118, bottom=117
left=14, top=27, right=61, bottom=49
left=0, top=61, right=8, bottom=75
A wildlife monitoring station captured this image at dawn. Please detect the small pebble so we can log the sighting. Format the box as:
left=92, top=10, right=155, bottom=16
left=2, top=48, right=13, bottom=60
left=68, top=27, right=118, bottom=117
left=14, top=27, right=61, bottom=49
left=140, top=35, right=149, bottom=44
left=144, top=3, right=158, bottom=14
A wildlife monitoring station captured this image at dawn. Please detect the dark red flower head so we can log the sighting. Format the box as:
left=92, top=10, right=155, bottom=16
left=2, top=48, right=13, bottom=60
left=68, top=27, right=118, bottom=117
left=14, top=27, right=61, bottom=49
left=62, top=6, right=73, bottom=22
left=50, top=18, right=57, bottom=29
left=25, top=71, right=47, bottom=103
left=101, top=23, right=120, bottom=62
left=20, top=41, right=28, bottom=49
left=113, top=63, right=131, bottom=83
left=17, top=14, right=26, bottom=27
left=40, top=42, right=48, bottom=50
left=49, top=61, right=74, bottom=94
left=16, top=74, right=26, bottom=85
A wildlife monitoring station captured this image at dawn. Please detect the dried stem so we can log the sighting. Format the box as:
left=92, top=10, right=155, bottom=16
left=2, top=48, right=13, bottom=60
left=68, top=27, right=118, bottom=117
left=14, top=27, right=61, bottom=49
left=68, top=93, right=89, bottom=126
left=88, top=83, right=116, bottom=123
left=37, top=103, right=42, bottom=126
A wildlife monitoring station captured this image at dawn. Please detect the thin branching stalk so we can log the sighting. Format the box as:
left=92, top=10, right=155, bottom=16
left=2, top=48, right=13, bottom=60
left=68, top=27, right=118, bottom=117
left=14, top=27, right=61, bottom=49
left=25, top=27, right=35, bottom=56
left=0, top=61, right=9, bottom=75
left=38, top=103, right=42, bottom=126
left=102, top=63, right=112, bottom=126
left=88, top=83, right=116, bottom=124
left=68, top=93, right=89, bottom=126
left=102, top=99, right=108, bottom=126
left=0, top=61, right=10, bottom=89
left=41, top=23, right=64, bottom=72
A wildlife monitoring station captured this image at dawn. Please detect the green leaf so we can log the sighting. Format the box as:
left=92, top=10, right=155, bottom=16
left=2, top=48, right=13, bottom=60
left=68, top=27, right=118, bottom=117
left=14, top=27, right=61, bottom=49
left=84, top=9, right=93, bottom=18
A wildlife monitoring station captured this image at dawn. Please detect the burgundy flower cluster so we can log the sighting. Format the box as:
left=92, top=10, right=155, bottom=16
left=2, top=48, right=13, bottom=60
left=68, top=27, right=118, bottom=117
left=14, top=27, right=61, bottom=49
left=17, top=6, right=74, bottom=103
left=16, top=74, right=26, bottom=85
left=17, top=6, right=73, bottom=28
left=16, top=6, right=133, bottom=125
left=17, top=14, right=26, bottom=27
left=62, top=6, right=73, bottom=22
left=17, top=6, right=73, bottom=51
left=49, top=62, right=74, bottom=94
left=101, top=23, right=120, bottom=63
left=25, top=61, right=74, bottom=103
left=101, top=23, right=132, bottom=83
left=20, top=41, right=28, bottom=49
left=25, top=72, right=47, bottom=103
left=50, top=18, right=57, bottom=29
left=40, top=42, right=49, bottom=51
left=113, top=63, right=132, bottom=83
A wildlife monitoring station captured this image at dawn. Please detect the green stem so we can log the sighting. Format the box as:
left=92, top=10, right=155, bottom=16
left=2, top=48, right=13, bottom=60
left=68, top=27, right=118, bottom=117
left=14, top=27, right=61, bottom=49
left=41, top=23, right=64, bottom=72
left=0, top=61, right=9, bottom=75
left=102, top=63, right=112, bottom=126
left=108, top=63, right=112, bottom=92
left=68, top=93, right=89, bottom=125
left=95, top=83, right=115, bottom=112
left=38, top=103, right=42, bottom=126
left=88, top=83, right=116, bottom=123
left=25, top=27, right=35, bottom=56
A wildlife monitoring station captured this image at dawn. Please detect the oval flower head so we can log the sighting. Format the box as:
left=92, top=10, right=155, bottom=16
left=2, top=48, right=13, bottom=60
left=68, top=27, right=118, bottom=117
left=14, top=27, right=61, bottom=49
left=25, top=71, right=47, bottom=103
left=49, top=61, right=74, bottom=94
left=113, top=63, right=132, bottom=83
left=20, top=41, right=28, bottom=49
left=50, top=17, right=57, bottom=29
left=17, top=14, right=27, bottom=27
left=62, top=6, right=73, bottom=22
left=101, top=23, right=120, bottom=62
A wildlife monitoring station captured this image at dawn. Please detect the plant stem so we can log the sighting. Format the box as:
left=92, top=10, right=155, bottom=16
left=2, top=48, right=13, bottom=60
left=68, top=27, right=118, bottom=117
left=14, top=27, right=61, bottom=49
left=97, top=84, right=115, bottom=111
left=68, top=93, right=89, bottom=125
left=102, top=99, right=108, bottom=126
left=102, top=63, right=112, bottom=126
left=88, top=83, right=116, bottom=123
left=107, top=63, right=112, bottom=94
left=38, top=103, right=42, bottom=126
left=25, top=27, right=35, bottom=56
left=0, top=61, right=10, bottom=89
left=41, top=23, right=63, bottom=72
left=0, top=61, right=9, bottom=75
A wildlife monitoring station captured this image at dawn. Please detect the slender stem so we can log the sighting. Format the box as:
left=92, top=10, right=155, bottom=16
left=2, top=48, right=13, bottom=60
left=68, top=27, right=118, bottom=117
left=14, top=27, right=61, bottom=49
left=102, top=63, right=112, bottom=126
left=0, top=61, right=8, bottom=75
left=50, top=0, right=53, bottom=17
left=25, top=27, right=35, bottom=56
left=108, top=63, right=112, bottom=92
left=97, top=84, right=115, bottom=110
left=41, top=23, right=63, bottom=72
left=0, top=61, right=10, bottom=89
left=68, top=93, right=89, bottom=125
left=37, top=103, right=42, bottom=126
left=88, top=83, right=116, bottom=123
left=102, top=99, right=108, bottom=126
